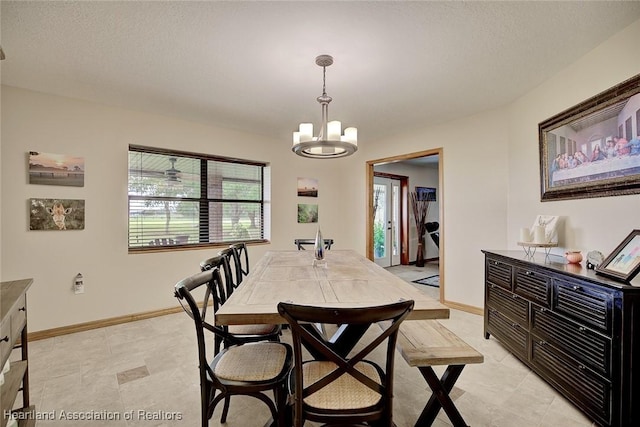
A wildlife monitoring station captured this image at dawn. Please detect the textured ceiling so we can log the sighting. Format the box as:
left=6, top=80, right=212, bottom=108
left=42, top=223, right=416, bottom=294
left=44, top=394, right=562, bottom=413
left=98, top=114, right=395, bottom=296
left=2, top=1, right=640, bottom=144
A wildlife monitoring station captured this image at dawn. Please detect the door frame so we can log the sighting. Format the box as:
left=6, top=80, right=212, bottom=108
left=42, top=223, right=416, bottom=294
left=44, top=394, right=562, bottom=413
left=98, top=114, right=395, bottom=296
left=373, top=172, right=409, bottom=265
left=366, top=148, right=444, bottom=300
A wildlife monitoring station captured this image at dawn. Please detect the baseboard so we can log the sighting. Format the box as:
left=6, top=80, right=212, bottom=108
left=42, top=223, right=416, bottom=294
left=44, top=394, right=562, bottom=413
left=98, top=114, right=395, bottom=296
left=28, top=305, right=184, bottom=341
left=443, top=300, right=483, bottom=316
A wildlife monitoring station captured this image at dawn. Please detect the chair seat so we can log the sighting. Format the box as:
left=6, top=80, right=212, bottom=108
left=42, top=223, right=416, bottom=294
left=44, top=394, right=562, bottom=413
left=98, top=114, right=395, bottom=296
left=228, top=323, right=279, bottom=335
left=302, top=361, right=382, bottom=410
left=214, top=342, right=289, bottom=382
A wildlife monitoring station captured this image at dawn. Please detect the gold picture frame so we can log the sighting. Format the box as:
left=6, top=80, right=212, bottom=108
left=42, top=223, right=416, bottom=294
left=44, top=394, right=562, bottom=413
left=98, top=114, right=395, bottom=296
left=539, top=73, right=640, bottom=201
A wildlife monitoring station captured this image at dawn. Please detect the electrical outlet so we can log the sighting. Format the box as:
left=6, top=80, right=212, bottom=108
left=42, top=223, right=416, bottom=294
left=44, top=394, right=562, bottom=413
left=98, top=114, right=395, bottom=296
left=74, top=273, right=85, bottom=294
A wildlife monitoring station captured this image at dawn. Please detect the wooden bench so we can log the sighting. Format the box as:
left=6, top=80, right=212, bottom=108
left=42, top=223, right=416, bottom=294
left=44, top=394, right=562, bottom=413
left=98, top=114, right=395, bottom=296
left=392, top=320, right=484, bottom=427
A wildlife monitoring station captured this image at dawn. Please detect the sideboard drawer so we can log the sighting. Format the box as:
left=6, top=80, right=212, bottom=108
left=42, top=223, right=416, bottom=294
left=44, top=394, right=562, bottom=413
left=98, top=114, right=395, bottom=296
left=486, top=258, right=512, bottom=290
left=10, top=294, right=26, bottom=339
left=531, top=305, right=611, bottom=377
left=0, top=318, right=11, bottom=366
left=514, top=268, right=550, bottom=308
left=487, top=307, right=528, bottom=359
left=487, top=283, right=528, bottom=325
left=531, top=339, right=611, bottom=426
left=553, top=279, right=614, bottom=335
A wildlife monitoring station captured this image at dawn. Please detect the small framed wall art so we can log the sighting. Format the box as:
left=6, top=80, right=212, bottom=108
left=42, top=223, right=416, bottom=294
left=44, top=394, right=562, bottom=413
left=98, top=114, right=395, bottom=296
left=30, top=198, right=85, bottom=231
left=297, top=177, right=318, bottom=197
left=297, top=204, right=318, bottom=223
left=28, top=151, right=85, bottom=187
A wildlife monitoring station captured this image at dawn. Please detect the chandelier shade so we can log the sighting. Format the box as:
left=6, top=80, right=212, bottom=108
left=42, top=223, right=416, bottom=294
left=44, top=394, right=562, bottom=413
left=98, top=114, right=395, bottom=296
left=292, top=55, right=358, bottom=159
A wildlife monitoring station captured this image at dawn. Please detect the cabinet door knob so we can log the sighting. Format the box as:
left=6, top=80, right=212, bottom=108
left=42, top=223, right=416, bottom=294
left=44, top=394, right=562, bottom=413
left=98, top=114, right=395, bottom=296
left=19, top=307, right=26, bottom=312
left=572, top=285, right=582, bottom=291
left=539, top=340, right=547, bottom=346
left=579, top=326, right=586, bottom=332
left=539, top=308, right=546, bottom=313
left=525, top=271, right=534, bottom=276
left=1, top=336, right=8, bottom=343
left=512, top=294, right=519, bottom=299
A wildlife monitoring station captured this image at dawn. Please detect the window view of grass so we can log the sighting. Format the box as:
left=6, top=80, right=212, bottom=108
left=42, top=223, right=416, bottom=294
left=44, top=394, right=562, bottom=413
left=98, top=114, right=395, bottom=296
left=128, top=148, right=265, bottom=249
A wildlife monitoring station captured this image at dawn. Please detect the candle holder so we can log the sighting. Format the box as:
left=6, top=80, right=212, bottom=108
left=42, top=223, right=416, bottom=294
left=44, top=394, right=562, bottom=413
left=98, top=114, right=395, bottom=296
left=517, top=241, right=557, bottom=258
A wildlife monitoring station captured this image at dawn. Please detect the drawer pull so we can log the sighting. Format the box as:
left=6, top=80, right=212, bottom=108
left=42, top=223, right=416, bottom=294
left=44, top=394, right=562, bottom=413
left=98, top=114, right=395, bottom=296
left=539, top=308, right=547, bottom=313
left=525, top=271, right=534, bottom=276
left=572, top=285, right=582, bottom=291
left=578, top=364, right=587, bottom=370
left=578, top=326, right=587, bottom=333
left=512, top=294, right=519, bottom=299
left=511, top=323, right=519, bottom=329
left=489, top=284, right=496, bottom=289
left=1, top=336, right=8, bottom=343
left=538, top=340, right=547, bottom=346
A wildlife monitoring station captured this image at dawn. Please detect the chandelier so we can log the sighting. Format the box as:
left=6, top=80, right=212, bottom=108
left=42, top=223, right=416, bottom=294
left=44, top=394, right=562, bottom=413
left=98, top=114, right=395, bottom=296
left=292, top=55, right=358, bottom=158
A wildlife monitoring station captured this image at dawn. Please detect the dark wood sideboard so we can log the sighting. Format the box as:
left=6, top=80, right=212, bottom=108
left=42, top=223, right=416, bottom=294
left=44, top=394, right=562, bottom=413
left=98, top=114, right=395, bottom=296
left=1, top=279, right=34, bottom=427
left=482, top=250, right=640, bottom=427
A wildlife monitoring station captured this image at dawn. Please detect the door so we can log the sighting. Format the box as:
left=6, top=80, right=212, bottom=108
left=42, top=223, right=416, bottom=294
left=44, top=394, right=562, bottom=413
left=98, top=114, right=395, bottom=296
left=373, top=176, right=401, bottom=267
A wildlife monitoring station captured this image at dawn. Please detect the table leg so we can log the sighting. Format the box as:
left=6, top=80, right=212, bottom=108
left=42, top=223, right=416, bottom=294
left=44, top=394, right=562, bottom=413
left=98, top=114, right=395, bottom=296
left=300, top=323, right=369, bottom=359
left=415, top=365, right=468, bottom=427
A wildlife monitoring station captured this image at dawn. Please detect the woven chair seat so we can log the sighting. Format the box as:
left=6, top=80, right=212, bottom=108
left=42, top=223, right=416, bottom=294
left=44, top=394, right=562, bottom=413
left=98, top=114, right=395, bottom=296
left=215, top=343, right=289, bottom=382
left=303, top=361, right=382, bottom=410
left=228, top=323, right=279, bottom=335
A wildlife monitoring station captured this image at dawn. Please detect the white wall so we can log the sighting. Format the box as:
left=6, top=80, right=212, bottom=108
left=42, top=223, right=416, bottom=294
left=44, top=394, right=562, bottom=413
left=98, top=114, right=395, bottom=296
left=0, top=87, right=354, bottom=331
left=507, top=17, right=640, bottom=287
left=352, top=108, right=510, bottom=308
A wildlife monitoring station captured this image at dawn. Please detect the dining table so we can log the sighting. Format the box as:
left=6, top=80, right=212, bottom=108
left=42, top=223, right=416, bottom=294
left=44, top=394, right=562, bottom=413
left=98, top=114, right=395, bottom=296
left=215, top=249, right=450, bottom=334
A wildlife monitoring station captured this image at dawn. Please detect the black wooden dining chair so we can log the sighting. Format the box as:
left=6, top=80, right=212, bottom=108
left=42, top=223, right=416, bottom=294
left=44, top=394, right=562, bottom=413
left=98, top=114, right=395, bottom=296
left=198, top=254, right=281, bottom=354
left=230, top=242, right=250, bottom=284
left=294, top=238, right=334, bottom=250
left=277, top=299, right=414, bottom=427
left=175, top=268, right=292, bottom=427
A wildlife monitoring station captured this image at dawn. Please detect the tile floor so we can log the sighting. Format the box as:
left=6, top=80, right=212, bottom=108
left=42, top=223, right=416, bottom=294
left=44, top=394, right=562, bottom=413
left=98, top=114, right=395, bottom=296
left=16, top=263, right=596, bottom=426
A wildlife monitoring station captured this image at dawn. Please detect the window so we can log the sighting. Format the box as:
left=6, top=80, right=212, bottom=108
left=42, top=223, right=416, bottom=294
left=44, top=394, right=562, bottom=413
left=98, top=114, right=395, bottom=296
left=128, top=145, right=269, bottom=251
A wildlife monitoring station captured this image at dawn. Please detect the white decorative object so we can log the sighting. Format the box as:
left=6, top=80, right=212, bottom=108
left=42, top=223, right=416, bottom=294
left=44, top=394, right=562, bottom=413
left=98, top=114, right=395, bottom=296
left=531, top=215, right=560, bottom=243
left=532, top=225, right=546, bottom=244
left=519, top=227, right=531, bottom=243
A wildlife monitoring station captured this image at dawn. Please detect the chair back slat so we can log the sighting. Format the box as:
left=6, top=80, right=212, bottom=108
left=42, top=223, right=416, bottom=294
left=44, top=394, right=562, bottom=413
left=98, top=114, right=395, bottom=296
left=230, top=242, right=250, bottom=280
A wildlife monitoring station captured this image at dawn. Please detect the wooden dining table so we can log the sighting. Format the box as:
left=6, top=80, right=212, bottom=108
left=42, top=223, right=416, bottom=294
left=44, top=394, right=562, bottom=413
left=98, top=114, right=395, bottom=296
left=216, top=249, right=449, bottom=327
